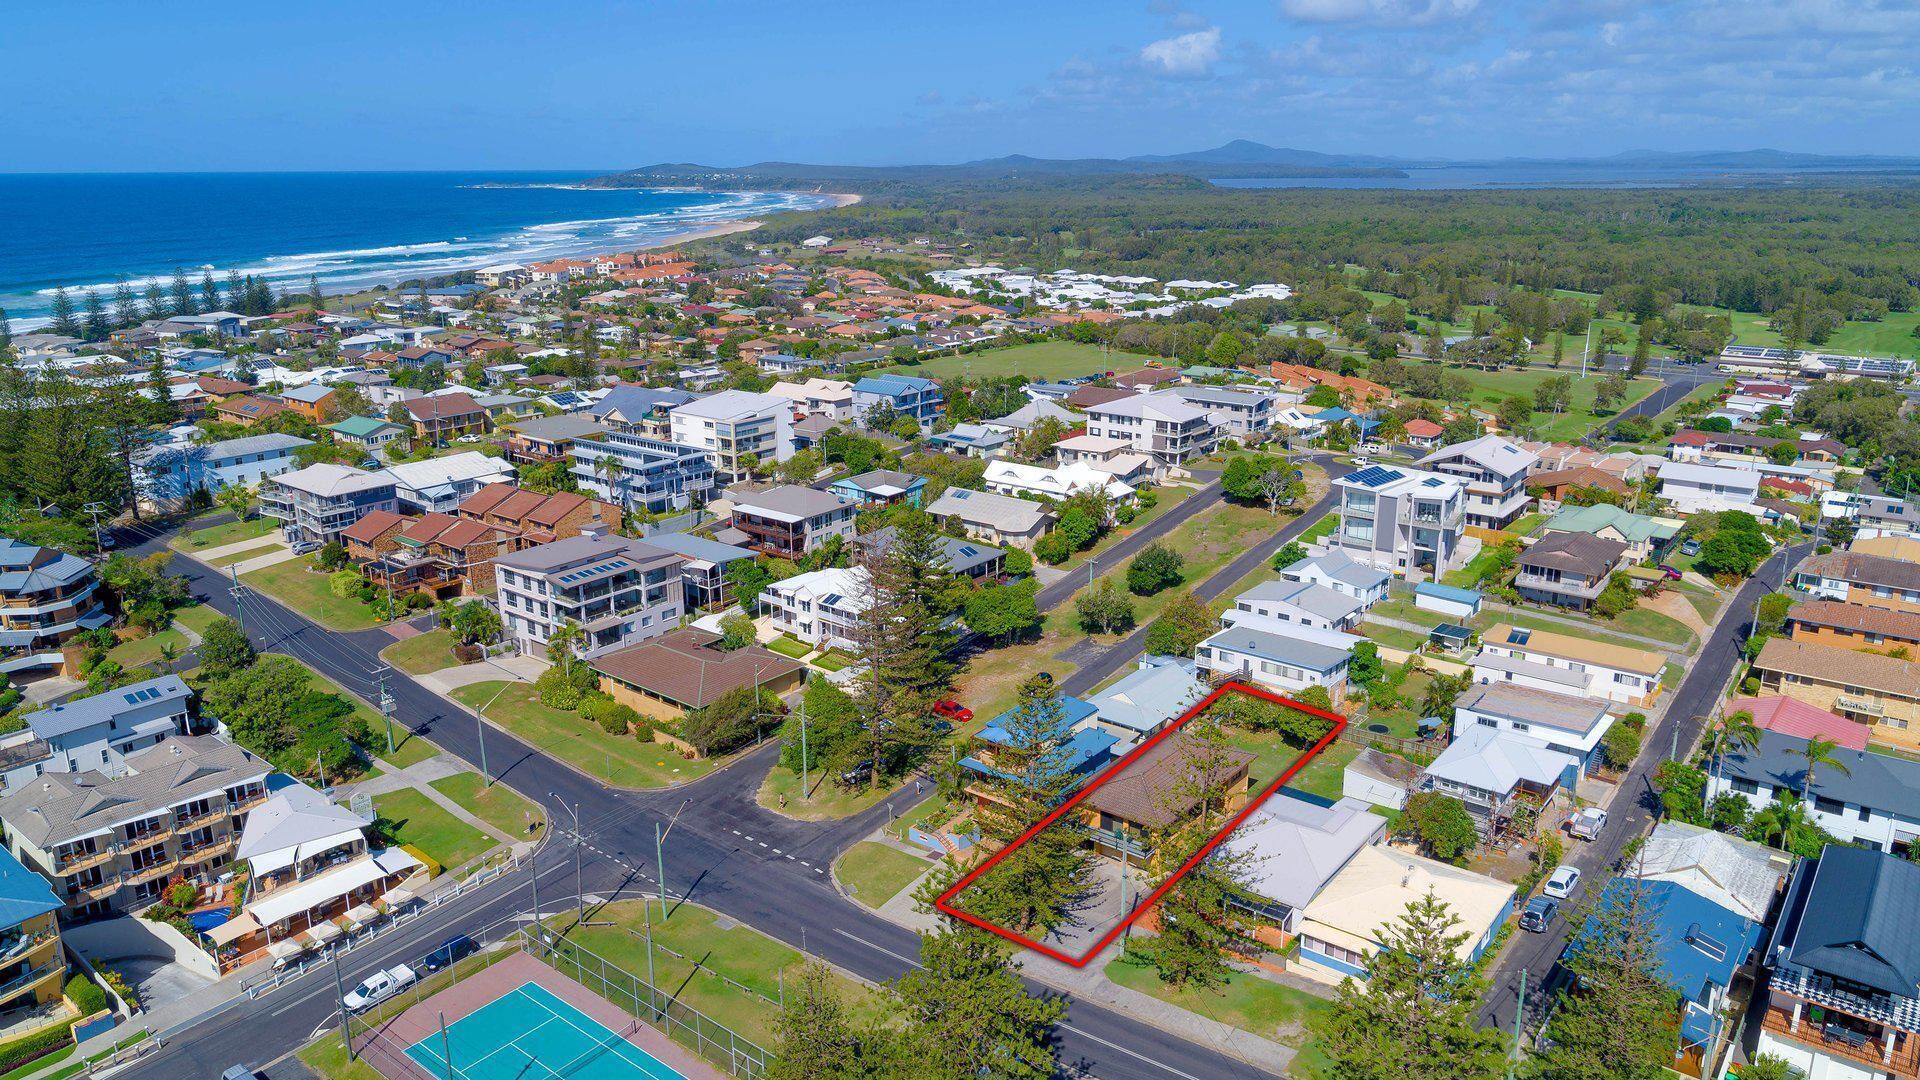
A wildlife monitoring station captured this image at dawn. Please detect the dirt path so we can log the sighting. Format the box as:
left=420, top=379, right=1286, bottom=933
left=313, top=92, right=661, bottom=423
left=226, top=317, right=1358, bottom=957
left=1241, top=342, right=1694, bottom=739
left=1642, top=588, right=1709, bottom=637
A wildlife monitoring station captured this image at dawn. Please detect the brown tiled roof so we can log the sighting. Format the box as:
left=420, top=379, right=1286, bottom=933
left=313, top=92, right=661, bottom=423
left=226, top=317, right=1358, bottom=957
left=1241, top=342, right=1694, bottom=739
left=1799, top=551, right=1920, bottom=594
left=489, top=488, right=549, bottom=520
left=341, top=509, right=408, bottom=545
left=196, top=376, right=253, bottom=396
left=400, top=513, right=461, bottom=544
left=1529, top=467, right=1629, bottom=495
left=456, top=483, right=516, bottom=517
left=1065, top=386, right=1136, bottom=409
left=1788, top=600, right=1920, bottom=642
left=216, top=395, right=287, bottom=420
left=1755, top=636, right=1920, bottom=699
left=1517, top=531, right=1628, bottom=577
left=525, top=491, right=593, bottom=527
left=1080, top=729, right=1255, bottom=830
left=591, top=629, right=805, bottom=709
left=404, top=393, right=483, bottom=421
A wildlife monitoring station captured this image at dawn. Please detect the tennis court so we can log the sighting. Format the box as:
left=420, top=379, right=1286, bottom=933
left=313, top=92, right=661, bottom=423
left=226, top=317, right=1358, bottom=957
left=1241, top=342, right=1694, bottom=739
left=404, top=982, right=685, bottom=1079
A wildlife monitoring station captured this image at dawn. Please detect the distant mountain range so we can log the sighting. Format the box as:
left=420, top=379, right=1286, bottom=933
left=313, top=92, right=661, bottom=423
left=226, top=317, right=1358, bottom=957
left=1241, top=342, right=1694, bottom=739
left=589, top=141, right=1920, bottom=189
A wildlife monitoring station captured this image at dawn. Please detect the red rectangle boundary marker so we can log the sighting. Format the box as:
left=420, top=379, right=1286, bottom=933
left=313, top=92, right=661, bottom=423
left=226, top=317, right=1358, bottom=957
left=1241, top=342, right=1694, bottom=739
left=934, top=681, right=1347, bottom=966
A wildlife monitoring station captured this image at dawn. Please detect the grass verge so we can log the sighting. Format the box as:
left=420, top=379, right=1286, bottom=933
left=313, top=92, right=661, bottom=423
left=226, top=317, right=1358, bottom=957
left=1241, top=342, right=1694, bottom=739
left=835, top=842, right=936, bottom=909
left=450, top=682, right=715, bottom=789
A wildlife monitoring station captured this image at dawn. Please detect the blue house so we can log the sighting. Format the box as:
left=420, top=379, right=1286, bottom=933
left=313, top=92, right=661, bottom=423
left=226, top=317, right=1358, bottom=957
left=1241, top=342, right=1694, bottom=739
left=960, top=696, right=1117, bottom=802
left=829, top=469, right=926, bottom=508
left=852, top=375, right=944, bottom=427
left=135, top=432, right=315, bottom=509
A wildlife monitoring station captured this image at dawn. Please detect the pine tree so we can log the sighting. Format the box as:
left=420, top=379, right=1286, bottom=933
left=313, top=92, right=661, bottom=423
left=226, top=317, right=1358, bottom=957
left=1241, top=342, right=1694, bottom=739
left=769, top=962, right=892, bottom=1079
left=200, top=270, right=221, bottom=313
left=892, top=927, right=1062, bottom=1080
left=1312, top=889, right=1508, bottom=1080
left=169, top=268, right=193, bottom=317
left=0, top=306, right=10, bottom=347
left=309, top=273, right=326, bottom=312
left=145, top=359, right=180, bottom=428
left=851, top=510, right=956, bottom=786
left=92, top=375, right=151, bottom=519
left=225, top=270, right=246, bottom=311
left=112, top=280, right=139, bottom=328
left=142, top=282, right=167, bottom=320
left=21, top=371, right=120, bottom=512
left=47, top=287, right=80, bottom=339
left=81, top=290, right=108, bottom=341
left=1528, top=873, right=1682, bottom=1080
left=958, top=673, right=1096, bottom=937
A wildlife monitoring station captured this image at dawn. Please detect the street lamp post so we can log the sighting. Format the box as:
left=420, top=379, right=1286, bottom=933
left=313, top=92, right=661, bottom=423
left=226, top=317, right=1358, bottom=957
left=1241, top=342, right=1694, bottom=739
left=552, top=795, right=584, bottom=921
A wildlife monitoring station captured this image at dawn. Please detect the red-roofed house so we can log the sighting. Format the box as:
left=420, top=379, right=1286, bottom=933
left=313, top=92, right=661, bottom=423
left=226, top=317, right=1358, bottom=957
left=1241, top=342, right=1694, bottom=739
left=1404, top=419, right=1444, bottom=449
left=357, top=512, right=511, bottom=599
left=404, top=393, right=488, bottom=444
left=1722, top=695, right=1869, bottom=751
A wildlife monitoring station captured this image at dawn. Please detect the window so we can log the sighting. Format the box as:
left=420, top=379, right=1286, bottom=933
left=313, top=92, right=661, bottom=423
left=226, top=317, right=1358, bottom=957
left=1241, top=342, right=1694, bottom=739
left=1813, top=795, right=1845, bottom=816
left=1731, top=777, right=1759, bottom=794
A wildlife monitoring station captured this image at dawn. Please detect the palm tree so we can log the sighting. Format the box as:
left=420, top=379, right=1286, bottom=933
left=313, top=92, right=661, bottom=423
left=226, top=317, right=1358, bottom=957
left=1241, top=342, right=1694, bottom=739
left=1708, top=709, right=1762, bottom=786
left=595, top=455, right=625, bottom=507
left=1749, top=796, right=1813, bottom=853
left=1786, top=735, right=1852, bottom=802
left=546, top=620, right=584, bottom=675
left=156, top=642, right=180, bottom=670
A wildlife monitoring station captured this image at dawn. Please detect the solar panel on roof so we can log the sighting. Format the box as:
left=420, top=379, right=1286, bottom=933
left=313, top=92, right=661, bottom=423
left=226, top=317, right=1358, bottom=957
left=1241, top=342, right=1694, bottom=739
left=1422, top=478, right=1445, bottom=487
left=1347, top=466, right=1404, bottom=489
left=1507, top=629, right=1531, bottom=645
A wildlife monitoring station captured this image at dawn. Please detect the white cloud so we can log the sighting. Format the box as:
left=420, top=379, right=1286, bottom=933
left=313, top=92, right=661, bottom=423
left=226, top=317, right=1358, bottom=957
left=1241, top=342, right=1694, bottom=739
left=1139, top=26, right=1223, bottom=77
left=1278, top=0, right=1480, bottom=25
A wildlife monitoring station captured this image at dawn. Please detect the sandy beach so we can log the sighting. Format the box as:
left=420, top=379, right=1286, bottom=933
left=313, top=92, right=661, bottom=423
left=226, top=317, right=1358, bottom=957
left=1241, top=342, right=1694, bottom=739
left=629, top=191, right=859, bottom=252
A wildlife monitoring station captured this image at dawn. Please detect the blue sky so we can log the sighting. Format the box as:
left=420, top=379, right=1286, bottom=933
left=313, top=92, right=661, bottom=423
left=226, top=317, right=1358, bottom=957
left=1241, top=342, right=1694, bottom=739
left=4, top=0, right=1917, bottom=172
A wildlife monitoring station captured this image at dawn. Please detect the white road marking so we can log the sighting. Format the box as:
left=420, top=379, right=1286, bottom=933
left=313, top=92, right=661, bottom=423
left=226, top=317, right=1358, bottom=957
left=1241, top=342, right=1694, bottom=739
left=1060, top=1021, right=1203, bottom=1080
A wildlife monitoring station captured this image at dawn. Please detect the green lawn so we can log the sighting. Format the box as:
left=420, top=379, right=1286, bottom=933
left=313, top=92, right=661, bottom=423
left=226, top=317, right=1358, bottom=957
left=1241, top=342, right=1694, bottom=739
left=174, top=515, right=277, bottom=551
left=757, top=763, right=897, bottom=820
left=1220, top=719, right=1359, bottom=801
left=450, top=682, right=715, bottom=788
left=241, top=557, right=383, bottom=631
left=371, top=787, right=496, bottom=872
left=1604, top=606, right=1696, bottom=648
left=105, top=627, right=187, bottom=671
left=202, top=540, right=283, bottom=568
left=296, top=1036, right=385, bottom=1080
left=542, top=902, right=891, bottom=1050
left=172, top=603, right=223, bottom=637
left=1300, top=513, right=1338, bottom=544
left=1358, top=622, right=1428, bottom=652
left=834, top=842, right=936, bottom=909
left=1059, top=485, right=1200, bottom=572
left=1284, top=740, right=1362, bottom=802
left=765, top=634, right=812, bottom=659
left=881, top=340, right=1158, bottom=382
left=1105, top=957, right=1331, bottom=1048
left=380, top=629, right=461, bottom=675
left=1508, top=513, right=1547, bottom=538
left=428, top=772, right=545, bottom=841
left=1442, top=548, right=1510, bottom=589
left=1440, top=366, right=1661, bottom=442
left=812, top=650, right=854, bottom=672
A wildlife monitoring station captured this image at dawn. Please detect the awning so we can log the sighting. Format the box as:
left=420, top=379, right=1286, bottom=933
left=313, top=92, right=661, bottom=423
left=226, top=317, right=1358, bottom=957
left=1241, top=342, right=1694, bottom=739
left=266, top=939, right=307, bottom=961
left=380, top=888, right=416, bottom=909
left=305, top=921, right=343, bottom=945
left=295, top=830, right=366, bottom=863
left=249, top=849, right=421, bottom=927
left=205, top=912, right=261, bottom=946
left=247, top=847, right=297, bottom=876
left=344, top=904, right=381, bottom=928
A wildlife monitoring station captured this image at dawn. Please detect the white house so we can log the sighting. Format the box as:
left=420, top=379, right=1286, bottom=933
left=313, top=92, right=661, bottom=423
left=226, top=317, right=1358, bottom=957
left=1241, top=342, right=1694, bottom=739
left=1195, top=610, right=1361, bottom=703
left=1451, top=682, right=1616, bottom=777
left=1472, top=623, right=1665, bottom=708
left=1657, top=461, right=1760, bottom=516
left=667, top=390, right=797, bottom=485
left=1279, top=550, right=1391, bottom=609
left=1330, top=464, right=1469, bottom=578
left=761, top=567, right=868, bottom=651
left=1417, top=436, right=1538, bottom=531
left=379, top=452, right=515, bottom=515
left=1230, top=579, right=1365, bottom=632
left=982, top=460, right=1137, bottom=505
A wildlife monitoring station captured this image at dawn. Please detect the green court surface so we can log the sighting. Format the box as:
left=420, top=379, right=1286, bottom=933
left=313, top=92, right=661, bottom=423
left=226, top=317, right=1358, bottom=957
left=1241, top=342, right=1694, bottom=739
left=404, top=983, right=681, bottom=1079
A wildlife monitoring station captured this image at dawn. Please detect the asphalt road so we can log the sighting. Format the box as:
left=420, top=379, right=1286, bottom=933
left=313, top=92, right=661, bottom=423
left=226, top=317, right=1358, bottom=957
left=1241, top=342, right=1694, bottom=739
left=1035, top=480, right=1223, bottom=614
left=1475, top=540, right=1814, bottom=1038
left=115, top=518, right=1273, bottom=1080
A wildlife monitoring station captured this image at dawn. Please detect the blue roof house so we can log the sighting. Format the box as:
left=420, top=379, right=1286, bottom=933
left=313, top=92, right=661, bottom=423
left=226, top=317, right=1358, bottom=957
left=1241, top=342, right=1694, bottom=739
left=961, top=696, right=1117, bottom=805
left=852, top=375, right=944, bottom=427
left=0, top=846, right=66, bottom=1018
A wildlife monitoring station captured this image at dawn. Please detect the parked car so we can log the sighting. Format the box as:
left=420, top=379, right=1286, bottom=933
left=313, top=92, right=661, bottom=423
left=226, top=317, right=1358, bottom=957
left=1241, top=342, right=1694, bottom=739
left=1520, top=896, right=1560, bottom=933
left=220, top=1068, right=265, bottom=1080
left=420, top=934, right=477, bottom=973
left=1566, top=807, right=1608, bottom=841
left=290, top=540, right=320, bottom=556
left=457, top=434, right=484, bottom=444
left=1680, top=538, right=1702, bottom=557
left=1542, top=865, right=1582, bottom=899
left=1657, top=564, right=1683, bottom=580
left=359, top=459, right=381, bottom=469
left=839, top=760, right=875, bottom=787
left=342, top=964, right=417, bottom=1012
left=932, top=700, right=973, bottom=724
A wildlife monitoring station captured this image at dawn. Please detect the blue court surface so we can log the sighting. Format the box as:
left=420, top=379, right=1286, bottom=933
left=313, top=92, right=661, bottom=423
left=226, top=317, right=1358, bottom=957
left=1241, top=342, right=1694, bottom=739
left=404, top=982, right=684, bottom=1079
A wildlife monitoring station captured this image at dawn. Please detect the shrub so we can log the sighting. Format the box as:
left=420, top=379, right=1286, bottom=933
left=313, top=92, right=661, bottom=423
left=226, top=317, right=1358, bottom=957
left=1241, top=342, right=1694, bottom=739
left=1033, top=532, right=1072, bottom=565
left=404, top=591, right=433, bottom=610
left=581, top=694, right=641, bottom=735
left=1603, top=723, right=1643, bottom=770
left=328, top=570, right=363, bottom=599
left=632, top=718, right=656, bottom=742
left=0, top=1023, right=72, bottom=1074
left=65, top=974, right=107, bottom=1017
left=1136, top=488, right=1159, bottom=509
left=535, top=667, right=584, bottom=710
left=1399, top=792, right=1479, bottom=863
left=452, top=642, right=485, bottom=664
left=1125, top=543, right=1185, bottom=596
left=166, top=882, right=198, bottom=909
left=356, top=585, right=377, bottom=604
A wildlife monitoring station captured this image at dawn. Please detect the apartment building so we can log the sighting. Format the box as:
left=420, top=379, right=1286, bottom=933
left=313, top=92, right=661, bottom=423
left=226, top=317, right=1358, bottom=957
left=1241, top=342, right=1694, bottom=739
left=1167, top=384, right=1277, bottom=439
left=768, top=378, right=853, bottom=420
left=1708, top=729, right=1917, bottom=853
left=637, top=532, right=757, bottom=612
left=1794, top=551, right=1920, bottom=614
left=455, top=484, right=622, bottom=552
left=0, top=849, right=65, bottom=1029
left=1417, top=436, right=1537, bottom=530
left=356, top=513, right=509, bottom=600
left=260, top=463, right=399, bottom=549
left=1330, top=464, right=1468, bottom=578
left=762, top=567, right=868, bottom=650
left=851, top=375, right=943, bottom=427
left=727, top=486, right=857, bottom=560
left=380, top=452, right=515, bottom=515
left=1752, top=636, right=1920, bottom=752
left=1658, top=461, right=1761, bottom=516
left=588, top=385, right=699, bottom=439
left=0, top=540, right=110, bottom=675
left=1513, top=532, right=1629, bottom=611
left=667, top=390, right=796, bottom=484
left=496, top=414, right=615, bottom=467
left=0, top=674, right=193, bottom=792
left=567, top=429, right=715, bottom=514
left=493, top=528, right=683, bottom=659
left=1080, top=392, right=1220, bottom=480
left=135, top=432, right=314, bottom=510
left=0, top=736, right=270, bottom=918
left=1473, top=622, right=1664, bottom=707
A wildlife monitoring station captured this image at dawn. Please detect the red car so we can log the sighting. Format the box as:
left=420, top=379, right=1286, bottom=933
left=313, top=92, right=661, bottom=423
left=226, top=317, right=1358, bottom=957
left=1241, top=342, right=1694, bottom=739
left=1657, top=564, right=1683, bottom=580
left=932, top=700, right=973, bottom=723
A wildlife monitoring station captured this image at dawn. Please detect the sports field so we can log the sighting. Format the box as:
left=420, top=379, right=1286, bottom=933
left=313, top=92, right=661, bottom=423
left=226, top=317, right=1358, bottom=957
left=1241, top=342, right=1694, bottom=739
left=404, top=982, right=682, bottom=1079
left=881, top=340, right=1157, bottom=381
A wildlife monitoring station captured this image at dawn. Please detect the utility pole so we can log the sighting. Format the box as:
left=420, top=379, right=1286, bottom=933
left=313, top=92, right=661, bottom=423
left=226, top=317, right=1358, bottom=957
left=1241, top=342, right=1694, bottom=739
left=334, top=951, right=354, bottom=1061
left=655, top=821, right=667, bottom=922
left=552, top=795, right=585, bottom=922
left=1508, top=967, right=1528, bottom=1076
left=376, top=666, right=396, bottom=754
left=799, top=696, right=810, bottom=802
left=473, top=679, right=513, bottom=787
left=81, top=501, right=111, bottom=555
left=228, top=563, right=246, bottom=637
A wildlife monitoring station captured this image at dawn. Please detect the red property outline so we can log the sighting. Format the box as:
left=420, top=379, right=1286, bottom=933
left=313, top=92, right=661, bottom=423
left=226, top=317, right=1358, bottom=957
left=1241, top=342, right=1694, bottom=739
left=935, top=681, right=1347, bottom=966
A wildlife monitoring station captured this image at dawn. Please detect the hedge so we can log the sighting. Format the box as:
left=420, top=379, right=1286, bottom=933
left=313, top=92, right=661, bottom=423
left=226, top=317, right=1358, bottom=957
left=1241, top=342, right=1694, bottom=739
left=0, top=1024, right=73, bottom=1075
left=63, top=975, right=106, bottom=1018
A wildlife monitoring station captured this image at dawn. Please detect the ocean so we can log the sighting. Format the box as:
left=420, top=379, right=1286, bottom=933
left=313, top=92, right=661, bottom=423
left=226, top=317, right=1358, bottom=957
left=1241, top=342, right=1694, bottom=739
left=0, top=172, right=834, bottom=327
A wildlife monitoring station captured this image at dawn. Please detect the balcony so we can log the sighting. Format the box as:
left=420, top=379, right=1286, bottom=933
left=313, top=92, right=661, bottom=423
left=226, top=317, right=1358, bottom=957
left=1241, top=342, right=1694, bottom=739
left=117, top=823, right=173, bottom=851
left=178, top=834, right=234, bottom=862
left=124, top=858, right=176, bottom=886
left=1514, top=570, right=1608, bottom=602
left=54, top=847, right=112, bottom=876
left=1763, top=1000, right=1920, bottom=1075
left=174, top=804, right=229, bottom=830
left=0, top=964, right=62, bottom=1006
left=0, top=930, right=54, bottom=965
left=64, top=878, right=119, bottom=904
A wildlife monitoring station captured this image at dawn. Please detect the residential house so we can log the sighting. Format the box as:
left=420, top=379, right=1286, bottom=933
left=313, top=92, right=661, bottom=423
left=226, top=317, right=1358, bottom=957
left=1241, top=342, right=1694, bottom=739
left=0, top=675, right=194, bottom=793
left=493, top=529, right=683, bottom=658
left=391, top=344, right=455, bottom=370
left=359, top=514, right=509, bottom=600
left=1418, top=436, right=1538, bottom=531
left=768, top=378, right=853, bottom=420
left=1754, top=846, right=1920, bottom=1079
left=0, top=735, right=269, bottom=918
left=851, top=527, right=1006, bottom=582
left=830, top=470, right=925, bottom=508
left=1195, top=611, right=1360, bottom=702
left=761, top=567, right=866, bottom=650
left=1418, top=723, right=1579, bottom=837
left=1527, top=466, right=1631, bottom=506
left=567, top=429, right=714, bottom=513
left=926, top=423, right=1011, bottom=459
left=259, top=464, right=399, bottom=548
left=1290, top=844, right=1513, bottom=985
left=211, top=395, right=289, bottom=428
left=1472, top=623, right=1665, bottom=707
left=1658, top=461, right=1762, bottom=516
left=1111, top=367, right=1182, bottom=393
left=1709, top=729, right=1920, bottom=852
left=1079, top=392, right=1220, bottom=480
left=1267, top=363, right=1394, bottom=409
left=226, top=782, right=421, bottom=961
left=0, top=541, right=111, bottom=674
left=1230, top=578, right=1365, bottom=632
left=1330, top=464, right=1468, bottom=578
left=1821, top=492, right=1920, bottom=540
left=1452, top=682, right=1616, bottom=777
left=1168, top=384, right=1277, bottom=439
left=1278, top=550, right=1391, bottom=609
left=1787, top=600, right=1920, bottom=652
left=1751, top=636, right=1920, bottom=751
left=380, top=452, right=515, bottom=515
left=667, top=390, right=796, bottom=484
left=339, top=509, right=408, bottom=568
left=277, top=384, right=335, bottom=423
left=1539, top=503, right=1681, bottom=563
left=0, top=849, right=66, bottom=1029
left=1403, top=419, right=1444, bottom=449
left=961, top=699, right=1117, bottom=819
left=326, top=416, right=407, bottom=455
left=591, top=629, right=806, bottom=725
left=588, top=385, right=698, bottom=439
left=402, top=393, right=488, bottom=444
left=982, top=397, right=1077, bottom=437
left=1075, top=727, right=1253, bottom=864
left=1794, top=551, right=1920, bottom=614
left=137, top=432, right=315, bottom=510
left=983, top=460, right=1137, bottom=506
left=728, top=486, right=857, bottom=559
left=1513, top=531, right=1630, bottom=611
left=1222, top=793, right=1387, bottom=944
left=498, top=414, right=613, bottom=467
left=455, top=484, right=621, bottom=551
left=1083, top=656, right=1207, bottom=745
left=924, top=488, right=1055, bottom=549
left=850, top=375, right=943, bottom=427
left=638, top=531, right=757, bottom=611
left=1723, top=695, right=1870, bottom=750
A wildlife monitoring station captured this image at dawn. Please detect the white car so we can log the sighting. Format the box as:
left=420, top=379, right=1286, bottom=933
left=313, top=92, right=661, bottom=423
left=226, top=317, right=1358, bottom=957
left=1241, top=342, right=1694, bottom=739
left=342, top=964, right=417, bottom=1012
left=457, top=434, right=484, bottom=444
left=1542, top=865, right=1582, bottom=899
left=1566, top=807, right=1608, bottom=841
